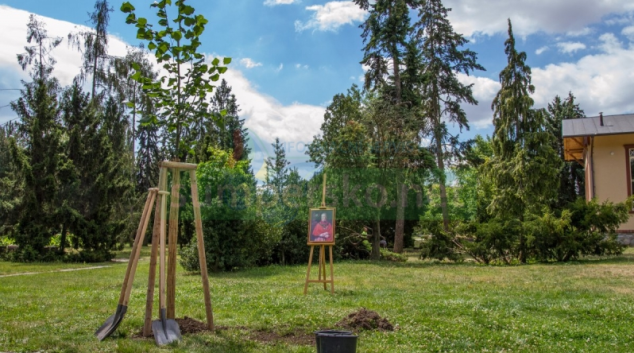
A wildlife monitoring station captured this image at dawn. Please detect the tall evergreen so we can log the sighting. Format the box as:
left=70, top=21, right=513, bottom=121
left=9, top=15, right=65, bottom=255
left=265, top=138, right=290, bottom=200
left=546, top=93, right=585, bottom=208
left=486, top=20, right=560, bottom=262
left=68, top=0, right=113, bottom=99
left=354, top=0, right=424, bottom=255
left=416, top=0, right=485, bottom=232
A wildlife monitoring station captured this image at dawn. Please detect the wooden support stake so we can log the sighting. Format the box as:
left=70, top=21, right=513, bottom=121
left=167, top=169, right=181, bottom=319
left=143, top=168, right=167, bottom=336
left=329, top=245, right=334, bottom=294
left=321, top=246, right=327, bottom=290
left=190, top=169, right=214, bottom=330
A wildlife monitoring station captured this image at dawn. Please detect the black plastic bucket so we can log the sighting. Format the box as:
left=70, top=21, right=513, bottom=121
left=315, top=330, right=358, bottom=353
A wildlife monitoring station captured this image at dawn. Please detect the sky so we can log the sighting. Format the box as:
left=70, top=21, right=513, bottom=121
left=0, top=0, right=633, bottom=181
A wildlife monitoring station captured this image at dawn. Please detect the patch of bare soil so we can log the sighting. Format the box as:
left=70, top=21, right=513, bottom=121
left=336, top=308, right=394, bottom=331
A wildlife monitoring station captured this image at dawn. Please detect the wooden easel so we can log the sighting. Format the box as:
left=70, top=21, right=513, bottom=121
left=304, top=174, right=335, bottom=295
left=142, top=161, right=214, bottom=337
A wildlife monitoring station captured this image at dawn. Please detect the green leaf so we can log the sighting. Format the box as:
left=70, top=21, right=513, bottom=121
left=120, top=2, right=135, bottom=13
left=172, top=31, right=182, bottom=41
left=126, top=101, right=135, bottom=108
left=223, top=57, right=232, bottom=65
left=193, top=25, right=203, bottom=36
left=125, top=13, right=136, bottom=24
left=148, top=42, right=157, bottom=50
left=212, top=58, right=220, bottom=66
left=210, top=74, right=219, bottom=82
left=131, top=62, right=141, bottom=71
left=220, top=109, right=228, bottom=117
left=218, top=67, right=227, bottom=74
left=158, top=19, right=168, bottom=26
left=181, top=5, right=195, bottom=15
left=131, top=72, right=141, bottom=81
left=137, top=18, right=147, bottom=27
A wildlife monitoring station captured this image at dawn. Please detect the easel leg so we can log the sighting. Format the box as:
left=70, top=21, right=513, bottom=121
left=304, top=246, right=315, bottom=295
left=143, top=168, right=167, bottom=336
left=190, top=170, right=214, bottom=330
left=329, top=245, right=334, bottom=294
left=321, top=246, right=327, bottom=290
left=167, top=169, right=181, bottom=319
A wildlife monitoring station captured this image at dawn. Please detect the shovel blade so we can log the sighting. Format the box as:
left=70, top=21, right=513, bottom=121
left=95, top=304, right=127, bottom=341
left=152, top=318, right=182, bottom=346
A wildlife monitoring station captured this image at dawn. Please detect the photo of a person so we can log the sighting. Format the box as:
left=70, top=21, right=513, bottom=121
left=308, top=208, right=335, bottom=244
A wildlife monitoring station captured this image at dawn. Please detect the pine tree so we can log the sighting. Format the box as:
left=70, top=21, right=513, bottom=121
left=486, top=20, right=561, bottom=262
left=354, top=0, right=424, bottom=255
left=9, top=15, right=65, bottom=256
left=416, top=0, right=485, bottom=234
left=265, top=138, right=290, bottom=200
left=545, top=93, right=585, bottom=208
left=68, top=0, right=113, bottom=99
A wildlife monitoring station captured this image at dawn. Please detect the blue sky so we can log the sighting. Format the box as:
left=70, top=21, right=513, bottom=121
left=1, top=0, right=633, bottom=180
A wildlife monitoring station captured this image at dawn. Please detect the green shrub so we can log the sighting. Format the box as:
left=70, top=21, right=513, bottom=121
left=418, top=220, right=463, bottom=262
left=380, top=248, right=407, bottom=262
left=526, top=198, right=628, bottom=262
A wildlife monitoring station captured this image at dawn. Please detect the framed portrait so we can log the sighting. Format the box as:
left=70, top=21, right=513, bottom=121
left=308, top=208, right=336, bottom=245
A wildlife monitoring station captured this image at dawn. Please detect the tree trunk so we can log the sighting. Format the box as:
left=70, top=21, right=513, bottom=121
left=371, top=211, right=381, bottom=260
left=393, top=182, right=406, bottom=253
left=434, top=125, right=450, bottom=231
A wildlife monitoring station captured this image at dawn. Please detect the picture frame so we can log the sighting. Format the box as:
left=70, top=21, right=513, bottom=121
left=307, top=207, right=336, bottom=245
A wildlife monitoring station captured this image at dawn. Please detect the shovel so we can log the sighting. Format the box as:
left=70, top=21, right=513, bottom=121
left=152, top=188, right=182, bottom=345
left=95, top=188, right=158, bottom=341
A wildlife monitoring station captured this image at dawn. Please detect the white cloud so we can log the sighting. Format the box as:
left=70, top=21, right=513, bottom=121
left=456, top=73, right=500, bottom=130
left=556, top=41, right=587, bottom=54
left=263, top=0, right=296, bottom=6
left=566, top=27, right=593, bottom=37
left=275, top=63, right=284, bottom=72
left=535, top=46, right=549, bottom=55
left=295, top=1, right=367, bottom=32
left=239, top=58, right=262, bottom=69
left=622, top=25, right=634, bottom=41
left=0, top=5, right=326, bottom=180
left=444, top=0, right=634, bottom=37
left=295, top=63, right=309, bottom=69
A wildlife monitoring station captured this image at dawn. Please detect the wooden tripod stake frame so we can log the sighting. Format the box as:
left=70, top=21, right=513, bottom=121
left=142, top=161, right=214, bottom=337
left=304, top=173, right=335, bottom=295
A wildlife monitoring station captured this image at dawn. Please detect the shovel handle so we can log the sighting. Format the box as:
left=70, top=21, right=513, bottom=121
left=122, top=188, right=158, bottom=306
left=117, top=189, right=156, bottom=306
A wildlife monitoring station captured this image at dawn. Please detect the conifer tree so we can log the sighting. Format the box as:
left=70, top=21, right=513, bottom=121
left=9, top=15, right=65, bottom=256
left=545, top=93, right=585, bottom=207
left=68, top=0, right=113, bottom=99
left=485, top=20, right=561, bottom=262
left=265, top=138, right=290, bottom=199
left=416, top=0, right=484, bottom=233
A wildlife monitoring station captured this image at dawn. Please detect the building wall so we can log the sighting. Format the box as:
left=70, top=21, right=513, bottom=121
left=591, top=134, right=634, bottom=231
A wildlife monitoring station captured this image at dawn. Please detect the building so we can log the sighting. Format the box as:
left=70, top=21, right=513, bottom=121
left=563, top=113, right=634, bottom=243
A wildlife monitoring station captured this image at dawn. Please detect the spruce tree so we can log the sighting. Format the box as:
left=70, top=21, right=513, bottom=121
left=545, top=93, right=585, bottom=208
left=486, top=20, right=561, bottom=262
left=9, top=15, right=65, bottom=256
left=265, top=138, right=290, bottom=199
left=68, top=0, right=113, bottom=99
left=416, top=0, right=484, bottom=233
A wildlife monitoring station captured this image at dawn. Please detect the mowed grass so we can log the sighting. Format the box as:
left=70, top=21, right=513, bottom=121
left=1, top=249, right=634, bottom=352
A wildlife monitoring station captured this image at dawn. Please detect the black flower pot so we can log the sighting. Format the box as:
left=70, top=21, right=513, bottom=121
left=315, top=330, right=358, bottom=353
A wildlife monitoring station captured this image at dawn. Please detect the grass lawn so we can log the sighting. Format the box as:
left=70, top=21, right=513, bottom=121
left=1, top=248, right=634, bottom=352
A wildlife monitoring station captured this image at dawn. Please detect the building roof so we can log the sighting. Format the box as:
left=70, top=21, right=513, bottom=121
left=562, top=114, right=634, bottom=137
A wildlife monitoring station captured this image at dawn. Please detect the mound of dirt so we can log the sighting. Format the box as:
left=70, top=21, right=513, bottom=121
left=176, top=316, right=212, bottom=334
left=336, top=308, right=394, bottom=331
